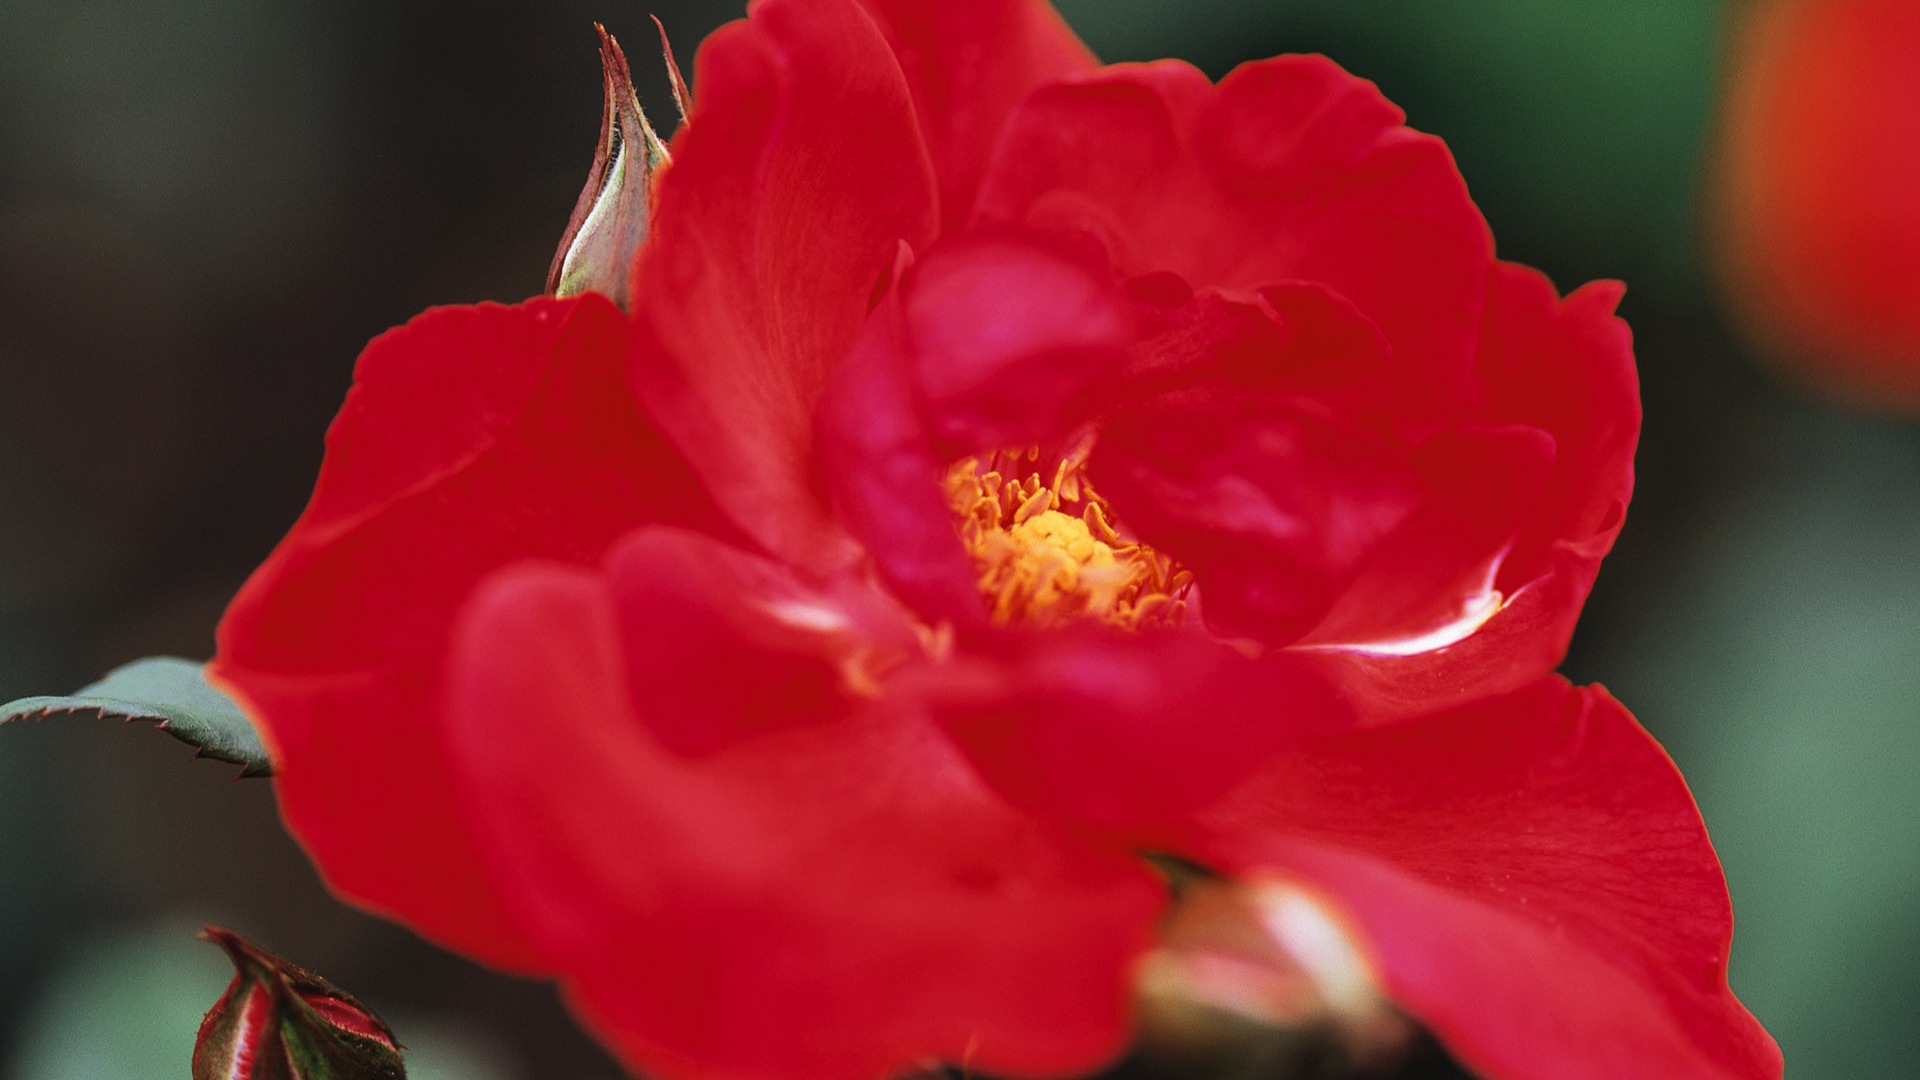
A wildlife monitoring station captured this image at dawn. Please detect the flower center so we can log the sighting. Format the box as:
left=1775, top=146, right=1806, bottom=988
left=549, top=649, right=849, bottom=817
left=945, top=448, right=1191, bottom=630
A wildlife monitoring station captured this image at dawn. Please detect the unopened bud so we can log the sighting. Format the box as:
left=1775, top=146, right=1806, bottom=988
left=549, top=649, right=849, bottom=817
left=193, top=926, right=405, bottom=1080
left=1136, top=877, right=1414, bottom=1075
left=547, top=25, right=671, bottom=310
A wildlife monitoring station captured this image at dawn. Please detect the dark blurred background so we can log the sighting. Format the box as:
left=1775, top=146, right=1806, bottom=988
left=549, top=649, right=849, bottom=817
left=3, top=1, right=1914, bottom=1077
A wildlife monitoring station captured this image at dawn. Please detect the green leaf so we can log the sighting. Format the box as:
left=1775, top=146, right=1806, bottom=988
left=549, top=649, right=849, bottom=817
left=1, top=657, right=272, bottom=777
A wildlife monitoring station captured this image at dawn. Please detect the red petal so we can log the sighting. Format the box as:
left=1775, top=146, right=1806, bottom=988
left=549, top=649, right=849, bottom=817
left=927, top=631, right=1356, bottom=836
left=905, top=230, right=1129, bottom=453
left=629, top=0, right=940, bottom=572
left=813, top=249, right=983, bottom=626
left=1296, top=422, right=1556, bottom=650
left=1474, top=263, right=1637, bottom=596
left=1090, top=287, right=1425, bottom=646
left=1187, top=678, right=1781, bottom=1080
left=851, top=0, right=1098, bottom=227
left=1293, top=263, right=1636, bottom=719
left=1096, top=401, right=1421, bottom=645
left=441, top=552, right=1163, bottom=1080
left=603, top=526, right=923, bottom=756
left=977, top=55, right=1493, bottom=436
left=815, top=230, right=1130, bottom=627
left=212, top=296, right=712, bottom=969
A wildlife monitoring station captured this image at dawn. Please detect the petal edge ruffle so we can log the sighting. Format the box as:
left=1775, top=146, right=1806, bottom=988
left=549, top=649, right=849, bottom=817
left=1186, top=678, right=1781, bottom=1080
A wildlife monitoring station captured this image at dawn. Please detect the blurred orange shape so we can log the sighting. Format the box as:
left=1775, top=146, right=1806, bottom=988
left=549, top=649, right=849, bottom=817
left=1714, top=0, right=1920, bottom=407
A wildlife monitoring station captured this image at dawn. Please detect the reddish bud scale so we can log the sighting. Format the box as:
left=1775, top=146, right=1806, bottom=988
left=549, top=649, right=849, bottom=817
left=546, top=26, right=672, bottom=310
left=193, top=927, right=405, bottom=1080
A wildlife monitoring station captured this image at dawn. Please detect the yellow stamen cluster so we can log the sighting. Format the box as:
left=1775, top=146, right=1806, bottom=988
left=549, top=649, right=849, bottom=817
left=945, top=448, right=1192, bottom=630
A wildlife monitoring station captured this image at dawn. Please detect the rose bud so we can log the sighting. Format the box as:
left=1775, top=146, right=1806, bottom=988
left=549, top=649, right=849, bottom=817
left=193, top=927, right=405, bottom=1080
left=546, top=26, right=672, bottom=310
left=1137, top=874, right=1416, bottom=1076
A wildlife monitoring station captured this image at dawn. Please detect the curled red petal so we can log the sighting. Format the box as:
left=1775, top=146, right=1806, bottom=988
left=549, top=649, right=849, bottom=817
left=629, top=0, right=940, bottom=573
left=816, top=230, right=1130, bottom=627
left=440, top=553, right=1164, bottom=1080
left=1296, top=422, right=1556, bottom=651
left=1186, top=678, right=1781, bottom=1080
left=906, top=229, right=1129, bottom=454
left=1090, top=287, right=1425, bottom=646
left=604, top=526, right=924, bottom=756
left=1096, top=400, right=1421, bottom=646
left=977, top=54, right=1493, bottom=437
left=1293, top=262, right=1636, bottom=719
left=1474, top=262, right=1637, bottom=596
left=851, top=0, right=1098, bottom=227
left=212, top=295, right=713, bottom=969
left=813, top=245, right=984, bottom=628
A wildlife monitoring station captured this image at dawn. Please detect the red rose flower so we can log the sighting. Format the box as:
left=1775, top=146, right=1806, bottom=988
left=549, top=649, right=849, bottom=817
left=211, top=2, right=1780, bottom=1079
left=1713, top=0, right=1920, bottom=408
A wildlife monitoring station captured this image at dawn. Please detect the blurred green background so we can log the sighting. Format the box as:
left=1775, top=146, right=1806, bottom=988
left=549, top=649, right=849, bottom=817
left=2, top=1, right=1912, bottom=1077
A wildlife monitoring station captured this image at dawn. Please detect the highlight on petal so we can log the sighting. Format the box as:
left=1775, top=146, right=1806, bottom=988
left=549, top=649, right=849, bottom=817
left=628, top=0, right=940, bottom=572
left=1294, top=262, right=1636, bottom=721
left=439, top=548, right=1164, bottom=1080
left=1186, top=678, right=1782, bottom=1080
left=1292, top=422, right=1555, bottom=653
left=212, top=295, right=715, bottom=970
left=1302, top=554, right=1509, bottom=658
left=1473, top=263, right=1637, bottom=600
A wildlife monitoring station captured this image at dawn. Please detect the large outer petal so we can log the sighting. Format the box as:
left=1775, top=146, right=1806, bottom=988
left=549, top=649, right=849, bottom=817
left=1186, top=678, right=1780, bottom=1080
left=926, top=630, right=1357, bottom=837
left=1296, top=262, right=1637, bottom=719
left=976, top=55, right=1493, bottom=436
left=212, top=296, right=715, bottom=969
left=850, top=0, right=1097, bottom=227
left=441, top=545, right=1164, bottom=1080
left=629, top=0, right=940, bottom=571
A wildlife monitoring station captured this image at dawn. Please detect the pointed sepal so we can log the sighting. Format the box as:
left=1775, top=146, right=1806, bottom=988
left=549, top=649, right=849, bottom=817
left=547, top=25, right=670, bottom=310
left=1, top=656, right=273, bottom=777
left=193, top=927, right=406, bottom=1080
left=652, top=15, right=694, bottom=124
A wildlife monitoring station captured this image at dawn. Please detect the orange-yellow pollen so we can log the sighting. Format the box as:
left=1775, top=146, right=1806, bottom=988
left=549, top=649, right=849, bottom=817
left=945, top=449, right=1192, bottom=630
